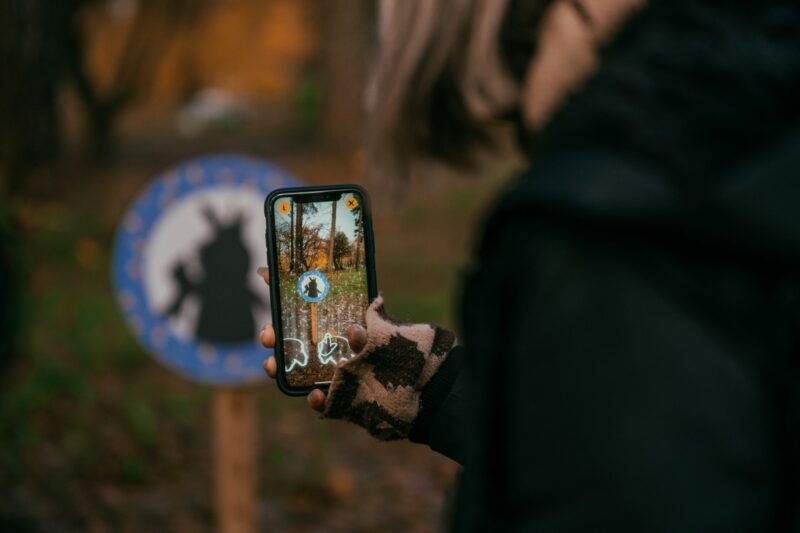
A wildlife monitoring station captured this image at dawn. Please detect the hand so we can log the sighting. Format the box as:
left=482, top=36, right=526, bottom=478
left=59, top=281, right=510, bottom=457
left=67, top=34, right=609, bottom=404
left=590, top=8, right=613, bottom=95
left=323, top=296, right=456, bottom=440
left=258, top=266, right=456, bottom=441
left=257, top=267, right=367, bottom=412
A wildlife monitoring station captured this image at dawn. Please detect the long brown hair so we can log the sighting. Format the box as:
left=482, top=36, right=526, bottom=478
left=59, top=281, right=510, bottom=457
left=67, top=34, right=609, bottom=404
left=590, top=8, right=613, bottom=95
left=364, top=0, right=552, bottom=182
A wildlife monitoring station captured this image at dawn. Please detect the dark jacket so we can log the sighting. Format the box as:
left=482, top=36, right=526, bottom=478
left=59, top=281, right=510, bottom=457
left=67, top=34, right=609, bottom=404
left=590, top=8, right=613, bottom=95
left=411, top=2, right=800, bottom=531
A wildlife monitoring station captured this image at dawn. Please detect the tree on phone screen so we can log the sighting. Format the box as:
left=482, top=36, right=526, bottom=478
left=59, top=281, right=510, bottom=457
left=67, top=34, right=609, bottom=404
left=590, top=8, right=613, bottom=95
left=350, top=202, right=363, bottom=268
left=333, top=231, right=350, bottom=269
left=327, top=199, right=337, bottom=271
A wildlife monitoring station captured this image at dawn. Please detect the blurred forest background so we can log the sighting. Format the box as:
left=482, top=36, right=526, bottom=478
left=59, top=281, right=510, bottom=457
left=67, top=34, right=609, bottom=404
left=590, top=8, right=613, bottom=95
left=0, top=1, right=511, bottom=531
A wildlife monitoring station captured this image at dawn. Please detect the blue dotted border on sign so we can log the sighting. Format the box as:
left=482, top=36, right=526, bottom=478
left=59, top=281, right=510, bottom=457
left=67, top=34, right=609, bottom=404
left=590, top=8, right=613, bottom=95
left=297, top=270, right=330, bottom=303
left=111, top=154, right=301, bottom=386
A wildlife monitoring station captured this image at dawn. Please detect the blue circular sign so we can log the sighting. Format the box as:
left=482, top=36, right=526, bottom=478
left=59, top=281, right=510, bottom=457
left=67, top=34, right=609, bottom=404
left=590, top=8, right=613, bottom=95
left=112, top=154, right=301, bottom=386
left=297, top=270, right=329, bottom=303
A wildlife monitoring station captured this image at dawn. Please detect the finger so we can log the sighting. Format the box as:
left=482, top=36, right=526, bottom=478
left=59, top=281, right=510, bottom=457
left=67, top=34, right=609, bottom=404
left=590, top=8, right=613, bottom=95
left=257, top=266, right=269, bottom=284
left=346, top=324, right=367, bottom=353
left=260, top=325, right=275, bottom=348
left=307, top=389, right=326, bottom=412
left=263, top=356, right=277, bottom=378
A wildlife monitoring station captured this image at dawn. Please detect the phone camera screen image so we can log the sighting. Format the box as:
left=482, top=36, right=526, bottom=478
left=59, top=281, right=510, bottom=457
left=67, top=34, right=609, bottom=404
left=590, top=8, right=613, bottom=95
left=272, top=191, right=369, bottom=388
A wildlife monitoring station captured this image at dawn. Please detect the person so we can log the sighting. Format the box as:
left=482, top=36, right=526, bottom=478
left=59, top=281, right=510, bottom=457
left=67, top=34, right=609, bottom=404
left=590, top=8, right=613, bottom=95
left=261, top=0, right=800, bottom=530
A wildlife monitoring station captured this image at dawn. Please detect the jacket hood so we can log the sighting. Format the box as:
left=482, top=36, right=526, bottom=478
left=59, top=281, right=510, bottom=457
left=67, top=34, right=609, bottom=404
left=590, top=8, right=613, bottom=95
left=496, top=1, right=800, bottom=266
left=496, top=127, right=800, bottom=265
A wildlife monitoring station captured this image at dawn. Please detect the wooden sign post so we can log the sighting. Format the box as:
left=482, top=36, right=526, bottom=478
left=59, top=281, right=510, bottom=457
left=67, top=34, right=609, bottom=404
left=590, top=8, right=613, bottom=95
left=213, top=388, right=258, bottom=533
left=310, top=302, right=318, bottom=344
left=299, top=271, right=327, bottom=352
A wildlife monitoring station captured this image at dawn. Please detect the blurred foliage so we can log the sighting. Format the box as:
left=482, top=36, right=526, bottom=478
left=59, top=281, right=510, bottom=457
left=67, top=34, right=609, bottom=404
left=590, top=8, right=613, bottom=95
left=1, top=207, right=137, bottom=472
left=67, top=0, right=220, bottom=161
left=0, top=200, right=212, bottom=529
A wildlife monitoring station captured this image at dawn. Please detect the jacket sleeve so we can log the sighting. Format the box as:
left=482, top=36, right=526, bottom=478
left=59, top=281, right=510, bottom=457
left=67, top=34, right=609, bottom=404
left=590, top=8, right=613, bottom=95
left=409, top=344, right=468, bottom=464
left=452, top=220, right=780, bottom=532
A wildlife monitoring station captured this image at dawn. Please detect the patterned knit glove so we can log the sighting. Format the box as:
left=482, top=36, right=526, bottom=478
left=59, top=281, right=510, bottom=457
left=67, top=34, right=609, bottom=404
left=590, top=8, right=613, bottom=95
left=323, top=297, right=457, bottom=440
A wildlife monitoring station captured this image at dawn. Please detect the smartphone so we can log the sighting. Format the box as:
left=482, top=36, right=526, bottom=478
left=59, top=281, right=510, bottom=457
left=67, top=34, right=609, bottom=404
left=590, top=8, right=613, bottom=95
left=265, top=185, right=377, bottom=396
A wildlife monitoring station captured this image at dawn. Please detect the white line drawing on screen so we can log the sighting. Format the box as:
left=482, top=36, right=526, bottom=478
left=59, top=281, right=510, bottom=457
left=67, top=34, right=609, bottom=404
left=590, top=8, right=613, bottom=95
left=283, top=333, right=356, bottom=372
left=317, top=332, right=354, bottom=366
left=317, top=333, right=338, bottom=362
left=283, top=337, right=309, bottom=372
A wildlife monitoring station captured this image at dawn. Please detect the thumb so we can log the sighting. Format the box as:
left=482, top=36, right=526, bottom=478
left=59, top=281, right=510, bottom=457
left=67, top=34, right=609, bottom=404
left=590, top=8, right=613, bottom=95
left=345, top=324, right=367, bottom=353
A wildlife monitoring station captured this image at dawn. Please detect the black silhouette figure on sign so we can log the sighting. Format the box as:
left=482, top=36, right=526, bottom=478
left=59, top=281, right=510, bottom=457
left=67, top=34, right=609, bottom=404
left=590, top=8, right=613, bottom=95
left=164, top=206, right=265, bottom=344
left=303, top=277, right=320, bottom=299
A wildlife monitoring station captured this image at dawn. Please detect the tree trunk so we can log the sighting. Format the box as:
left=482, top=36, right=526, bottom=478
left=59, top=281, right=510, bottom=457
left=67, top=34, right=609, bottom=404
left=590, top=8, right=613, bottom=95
left=294, top=203, right=304, bottom=274
left=87, top=101, right=119, bottom=162
left=353, top=229, right=362, bottom=268
left=289, top=202, right=295, bottom=272
left=319, top=0, right=374, bottom=153
left=0, top=0, right=67, bottom=194
left=327, top=200, right=336, bottom=271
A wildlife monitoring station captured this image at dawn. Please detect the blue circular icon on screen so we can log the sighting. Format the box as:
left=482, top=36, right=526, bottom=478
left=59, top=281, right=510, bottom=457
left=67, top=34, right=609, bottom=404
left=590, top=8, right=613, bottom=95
left=297, top=270, right=329, bottom=303
left=111, top=154, right=301, bottom=386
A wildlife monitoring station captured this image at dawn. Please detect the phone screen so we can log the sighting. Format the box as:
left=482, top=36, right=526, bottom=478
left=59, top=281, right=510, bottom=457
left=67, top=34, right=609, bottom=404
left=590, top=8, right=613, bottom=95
left=272, top=191, right=369, bottom=388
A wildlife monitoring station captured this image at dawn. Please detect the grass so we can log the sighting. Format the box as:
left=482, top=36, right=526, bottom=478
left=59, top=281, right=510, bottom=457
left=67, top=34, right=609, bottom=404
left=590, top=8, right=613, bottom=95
left=0, top=203, right=207, bottom=485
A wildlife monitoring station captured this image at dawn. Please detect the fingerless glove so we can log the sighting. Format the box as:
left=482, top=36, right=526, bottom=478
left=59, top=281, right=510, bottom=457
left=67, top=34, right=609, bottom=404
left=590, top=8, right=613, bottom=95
left=323, top=297, right=457, bottom=440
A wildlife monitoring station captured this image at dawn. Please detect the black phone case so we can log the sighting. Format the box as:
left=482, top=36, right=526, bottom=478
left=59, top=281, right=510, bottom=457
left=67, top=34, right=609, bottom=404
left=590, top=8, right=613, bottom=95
left=264, top=184, right=378, bottom=396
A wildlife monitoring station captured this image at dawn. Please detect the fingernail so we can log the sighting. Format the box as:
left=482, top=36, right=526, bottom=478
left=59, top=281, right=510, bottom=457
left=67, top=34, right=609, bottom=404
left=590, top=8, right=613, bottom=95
left=257, top=266, right=268, bottom=276
left=346, top=324, right=363, bottom=335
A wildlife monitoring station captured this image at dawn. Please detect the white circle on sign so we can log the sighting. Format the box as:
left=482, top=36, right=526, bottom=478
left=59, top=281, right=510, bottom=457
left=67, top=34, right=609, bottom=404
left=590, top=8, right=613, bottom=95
left=297, top=270, right=329, bottom=303
left=143, top=187, right=270, bottom=341
left=112, top=154, right=300, bottom=386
